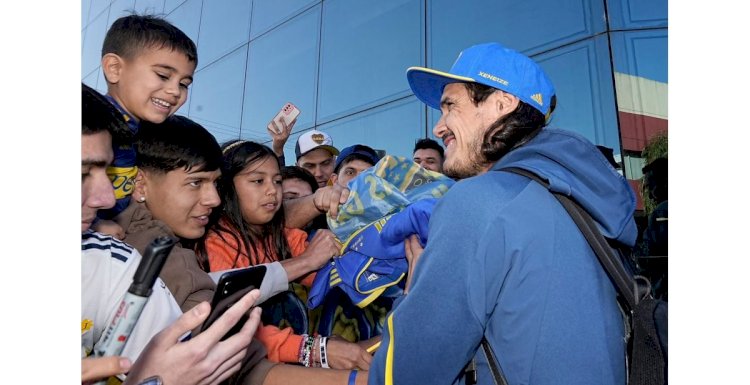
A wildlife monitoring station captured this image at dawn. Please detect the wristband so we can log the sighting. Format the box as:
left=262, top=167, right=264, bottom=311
left=348, top=370, right=357, bottom=385
left=319, top=336, right=329, bottom=369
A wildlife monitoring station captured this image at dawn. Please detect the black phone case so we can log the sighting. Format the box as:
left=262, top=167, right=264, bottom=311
left=201, top=265, right=267, bottom=340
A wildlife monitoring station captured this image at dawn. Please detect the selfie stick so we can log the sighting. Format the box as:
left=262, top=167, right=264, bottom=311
left=95, top=236, right=177, bottom=358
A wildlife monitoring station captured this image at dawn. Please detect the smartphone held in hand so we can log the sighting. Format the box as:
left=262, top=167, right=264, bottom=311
left=268, top=102, right=300, bottom=134
left=201, top=265, right=267, bottom=340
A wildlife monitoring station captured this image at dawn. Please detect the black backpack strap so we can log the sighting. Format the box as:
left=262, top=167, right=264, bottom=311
left=481, top=337, right=509, bottom=385
left=501, top=166, right=641, bottom=309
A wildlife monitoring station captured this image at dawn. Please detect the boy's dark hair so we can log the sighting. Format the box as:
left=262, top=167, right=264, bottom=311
left=413, top=138, right=444, bottom=158
left=135, top=115, right=221, bottom=174
left=282, top=166, right=319, bottom=193
left=197, top=140, right=289, bottom=271
left=82, top=83, right=131, bottom=143
left=102, top=14, right=198, bottom=66
left=464, top=82, right=555, bottom=163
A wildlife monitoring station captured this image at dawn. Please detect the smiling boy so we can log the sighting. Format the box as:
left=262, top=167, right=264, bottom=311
left=96, top=14, right=197, bottom=221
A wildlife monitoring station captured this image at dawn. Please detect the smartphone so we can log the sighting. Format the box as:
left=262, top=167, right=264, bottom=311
left=201, top=265, right=267, bottom=340
left=268, top=102, right=300, bottom=134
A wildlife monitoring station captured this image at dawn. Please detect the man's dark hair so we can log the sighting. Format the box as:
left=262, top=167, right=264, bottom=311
left=102, top=14, right=198, bottom=66
left=82, top=83, right=131, bottom=143
left=413, top=138, right=444, bottom=158
left=464, top=82, right=555, bottom=163
left=135, top=115, right=221, bottom=173
left=282, top=166, right=319, bottom=193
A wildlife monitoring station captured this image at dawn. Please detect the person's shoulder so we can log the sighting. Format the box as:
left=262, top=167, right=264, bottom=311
left=81, top=230, right=138, bottom=264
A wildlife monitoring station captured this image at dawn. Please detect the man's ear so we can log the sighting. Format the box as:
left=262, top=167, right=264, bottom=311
left=101, top=53, right=124, bottom=85
left=493, top=90, right=520, bottom=117
left=330, top=173, right=339, bottom=186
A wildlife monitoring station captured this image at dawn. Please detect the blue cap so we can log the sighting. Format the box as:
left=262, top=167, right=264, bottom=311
left=407, top=42, right=556, bottom=118
left=334, top=144, right=381, bottom=173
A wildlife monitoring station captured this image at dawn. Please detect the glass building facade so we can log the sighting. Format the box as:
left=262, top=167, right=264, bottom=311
left=82, top=0, right=667, bottom=212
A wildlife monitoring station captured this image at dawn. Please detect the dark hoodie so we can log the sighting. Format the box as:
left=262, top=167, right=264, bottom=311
left=370, top=128, right=635, bottom=385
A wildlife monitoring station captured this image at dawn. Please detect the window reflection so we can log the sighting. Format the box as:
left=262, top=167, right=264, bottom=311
left=242, top=5, right=320, bottom=140
left=250, top=0, right=319, bottom=39
left=197, top=0, right=252, bottom=70
left=189, top=46, right=248, bottom=145
left=317, top=0, right=422, bottom=122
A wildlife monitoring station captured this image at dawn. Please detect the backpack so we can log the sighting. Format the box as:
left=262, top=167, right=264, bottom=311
left=466, top=168, right=668, bottom=385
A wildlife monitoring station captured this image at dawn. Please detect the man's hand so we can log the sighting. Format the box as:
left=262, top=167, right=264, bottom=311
left=312, top=184, right=350, bottom=220
left=404, top=235, right=424, bottom=294
left=325, top=336, right=372, bottom=370
left=82, top=356, right=131, bottom=384
left=123, top=290, right=262, bottom=385
left=268, top=117, right=296, bottom=158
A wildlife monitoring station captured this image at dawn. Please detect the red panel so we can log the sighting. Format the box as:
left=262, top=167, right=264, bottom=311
left=619, top=111, right=668, bottom=152
left=628, top=178, right=644, bottom=212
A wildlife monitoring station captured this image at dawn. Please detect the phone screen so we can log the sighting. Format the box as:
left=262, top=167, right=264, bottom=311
left=201, top=265, right=267, bottom=340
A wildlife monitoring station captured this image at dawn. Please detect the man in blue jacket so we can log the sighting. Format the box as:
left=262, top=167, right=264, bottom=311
left=368, top=42, right=637, bottom=384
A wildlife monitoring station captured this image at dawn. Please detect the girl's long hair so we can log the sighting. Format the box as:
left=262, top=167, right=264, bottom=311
left=196, top=140, right=291, bottom=271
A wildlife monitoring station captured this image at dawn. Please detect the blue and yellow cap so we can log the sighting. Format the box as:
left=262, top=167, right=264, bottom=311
left=407, top=42, right=556, bottom=117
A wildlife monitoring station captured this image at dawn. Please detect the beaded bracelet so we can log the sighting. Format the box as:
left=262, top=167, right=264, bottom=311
left=297, top=334, right=316, bottom=367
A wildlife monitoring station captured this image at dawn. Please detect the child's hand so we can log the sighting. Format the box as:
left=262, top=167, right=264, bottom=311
left=299, top=229, right=340, bottom=270
left=92, top=219, right=125, bottom=240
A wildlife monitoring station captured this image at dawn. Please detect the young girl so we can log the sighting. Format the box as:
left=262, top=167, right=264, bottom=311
left=198, top=140, right=373, bottom=371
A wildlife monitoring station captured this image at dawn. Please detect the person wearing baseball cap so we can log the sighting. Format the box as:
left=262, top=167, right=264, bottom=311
left=295, top=129, right=340, bottom=188
left=369, top=43, right=637, bottom=385
left=331, top=144, right=382, bottom=188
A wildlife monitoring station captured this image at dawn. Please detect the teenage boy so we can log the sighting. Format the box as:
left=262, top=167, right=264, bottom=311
left=294, top=130, right=340, bottom=188
left=412, top=138, right=445, bottom=173
left=330, top=144, right=381, bottom=188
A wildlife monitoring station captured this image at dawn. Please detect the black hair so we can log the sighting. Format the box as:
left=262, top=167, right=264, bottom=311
left=102, top=14, right=198, bottom=66
left=135, top=115, right=221, bottom=174
left=413, top=138, right=444, bottom=158
left=464, top=82, right=554, bottom=163
left=197, top=140, right=290, bottom=271
left=82, top=83, right=131, bottom=143
left=282, top=166, right=319, bottom=193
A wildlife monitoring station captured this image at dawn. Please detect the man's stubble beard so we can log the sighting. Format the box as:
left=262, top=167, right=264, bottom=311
left=443, top=118, right=504, bottom=180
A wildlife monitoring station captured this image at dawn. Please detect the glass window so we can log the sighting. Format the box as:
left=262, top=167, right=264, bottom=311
left=134, top=0, right=165, bottom=15
left=317, top=0, right=423, bottom=123
left=164, top=0, right=186, bottom=14
left=89, top=0, right=112, bottom=25
left=534, top=35, right=621, bottom=153
left=250, top=0, right=319, bottom=39
left=82, top=0, right=92, bottom=27
left=82, top=69, right=99, bottom=91
left=242, top=6, right=320, bottom=141
left=428, top=0, right=606, bottom=71
left=165, top=0, right=201, bottom=46
left=610, top=30, right=668, bottom=163
left=107, top=0, right=136, bottom=31
left=82, top=11, right=109, bottom=77
left=606, top=0, right=668, bottom=30
left=308, top=96, right=424, bottom=162
left=188, top=46, right=249, bottom=145
left=197, top=0, right=252, bottom=70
